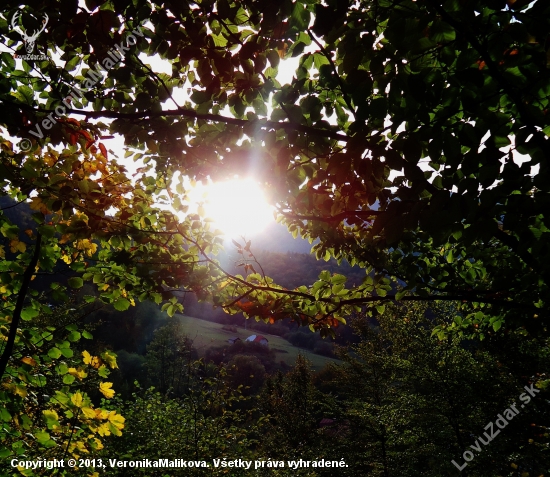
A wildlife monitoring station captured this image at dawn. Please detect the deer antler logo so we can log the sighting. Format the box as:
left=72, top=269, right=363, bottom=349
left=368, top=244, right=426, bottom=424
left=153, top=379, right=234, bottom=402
left=11, top=11, right=49, bottom=54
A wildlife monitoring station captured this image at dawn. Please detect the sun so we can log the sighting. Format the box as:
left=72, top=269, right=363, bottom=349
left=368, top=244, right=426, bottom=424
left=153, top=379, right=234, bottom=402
left=190, top=178, right=274, bottom=238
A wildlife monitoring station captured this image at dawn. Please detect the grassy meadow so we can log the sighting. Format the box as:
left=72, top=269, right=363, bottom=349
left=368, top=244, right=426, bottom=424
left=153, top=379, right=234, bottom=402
left=174, top=314, right=339, bottom=370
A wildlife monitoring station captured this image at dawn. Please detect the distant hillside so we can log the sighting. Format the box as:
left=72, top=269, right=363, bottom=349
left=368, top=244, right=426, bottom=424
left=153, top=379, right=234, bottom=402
left=175, top=314, right=339, bottom=370
left=223, top=221, right=315, bottom=254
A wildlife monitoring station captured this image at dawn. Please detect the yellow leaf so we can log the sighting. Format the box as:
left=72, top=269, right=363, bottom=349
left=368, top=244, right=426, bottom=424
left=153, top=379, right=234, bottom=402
left=97, top=422, right=111, bottom=436
left=71, top=392, right=84, bottom=408
left=82, top=350, right=92, bottom=364
left=90, top=356, right=101, bottom=368
left=107, top=411, right=125, bottom=429
left=14, top=385, right=27, bottom=398
left=43, top=409, right=58, bottom=421
left=75, top=440, right=89, bottom=453
left=81, top=407, right=96, bottom=419
left=21, top=356, right=37, bottom=367
left=68, top=367, right=88, bottom=380
left=59, top=234, right=71, bottom=244
left=9, top=240, right=26, bottom=253
left=101, top=351, right=118, bottom=369
left=29, top=197, right=49, bottom=214
left=94, top=409, right=109, bottom=420
left=92, top=438, right=103, bottom=451
left=44, top=154, right=57, bottom=167
left=3, top=382, right=28, bottom=397
left=99, top=382, right=115, bottom=399
left=82, top=351, right=101, bottom=369
left=74, top=239, right=98, bottom=257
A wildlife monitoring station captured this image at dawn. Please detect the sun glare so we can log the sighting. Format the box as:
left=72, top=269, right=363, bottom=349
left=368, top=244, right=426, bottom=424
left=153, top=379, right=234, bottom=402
left=190, top=178, right=274, bottom=238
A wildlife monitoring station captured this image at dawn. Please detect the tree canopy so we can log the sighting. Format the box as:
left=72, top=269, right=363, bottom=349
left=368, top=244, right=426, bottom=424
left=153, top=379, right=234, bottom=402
left=1, top=0, right=550, bottom=368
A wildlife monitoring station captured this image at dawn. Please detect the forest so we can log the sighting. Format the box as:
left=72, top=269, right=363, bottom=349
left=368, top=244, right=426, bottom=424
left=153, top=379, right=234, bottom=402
left=1, top=0, right=550, bottom=475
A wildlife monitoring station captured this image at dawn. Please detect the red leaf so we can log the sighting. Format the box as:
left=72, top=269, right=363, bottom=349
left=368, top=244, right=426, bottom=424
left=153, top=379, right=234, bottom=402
left=78, top=130, right=92, bottom=141
left=272, top=21, right=288, bottom=39
left=99, top=143, right=108, bottom=159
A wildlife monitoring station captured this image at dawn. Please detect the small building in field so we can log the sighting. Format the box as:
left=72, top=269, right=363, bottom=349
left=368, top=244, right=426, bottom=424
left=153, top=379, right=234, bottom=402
left=227, top=337, right=241, bottom=344
left=245, top=334, right=268, bottom=346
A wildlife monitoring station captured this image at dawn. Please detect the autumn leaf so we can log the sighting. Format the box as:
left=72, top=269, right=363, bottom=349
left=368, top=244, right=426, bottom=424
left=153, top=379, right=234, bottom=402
left=9, top=239, right=26, bottom=254
left=68, top=367, right=88, bottom=380
left=92, top=438, right=104, bottom=451
left=74, top=239, right=98, bottom=257
left=97, top=422, right=112, bottom=436
left=94, top=408, right=109, bottom=420
left=21, top=356, right=37, bottom=367
left=82, top=350, right=92, bottom=364
left=101, top=351, right=118, bottom=369
left=71, top=392, right=84, bottom=408
left=82, top=350, right=101, bottom=369
left=99, top=382, right=115, bottom=398
left=108, top=410, right=124, bottom=425
left=98, top=143, right=108, bottom=159
left=29, top=197, right=50, bottom=214
left=12, top=384, right=27, bottom=398
left=43, top=409, right=59, bottom=422
left=81, top=407, right=96, bottom=419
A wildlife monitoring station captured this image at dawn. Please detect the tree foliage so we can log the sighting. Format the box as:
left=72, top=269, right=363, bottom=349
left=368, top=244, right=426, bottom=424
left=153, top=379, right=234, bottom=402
left=103, top=366, right=258, bottom=476
left=0, top=303, right=123, bottom=471
left=144, top=319, right=198, bottom=396
left=258, top=355, right=336, bottom=474
left=326, top=303, right=550, bottom=476
left=2, top=11, right=550, bottom=477
left=1, top=0, right=550, bottom=352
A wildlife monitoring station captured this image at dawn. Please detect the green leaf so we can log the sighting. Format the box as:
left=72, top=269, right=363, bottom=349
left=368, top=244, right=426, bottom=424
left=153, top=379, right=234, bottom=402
left=67, top=277, right=84, bottom=289
left=98, top=365, right=110, bottom=378
left=113, top=297, right=131, bottom=311
left=0, top=447, right=11, bottom=458
left=60, top=348, right=73, bottom=358
left=47, top=348, right=62, bottom=359
left=0, top=408, right=12, bottom=422
left=34, top=431, right=50, bottom=444
left=67, top=331, right=81, bottom=342
left=21, top=307, right=39, bottom=321
left=56, top=364, right=69, bottom=375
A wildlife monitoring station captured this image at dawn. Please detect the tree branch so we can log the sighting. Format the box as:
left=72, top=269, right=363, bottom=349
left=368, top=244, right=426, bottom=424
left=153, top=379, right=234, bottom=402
left=0, top=233, right=42, bottom=379
left=18, top=103, right=350, bottom=142
left=280, top=209, right=381, bottom=223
